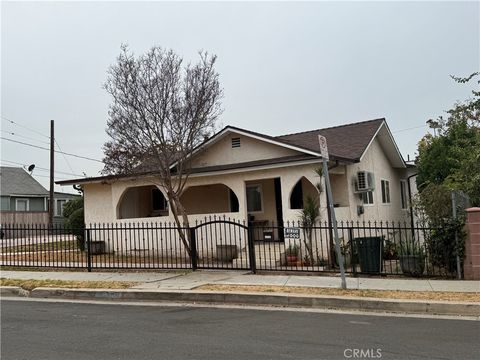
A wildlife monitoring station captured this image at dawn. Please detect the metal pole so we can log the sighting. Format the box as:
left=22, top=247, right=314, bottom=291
left=189, top=227, right=197, bottom=271
left=407, top=173, right=417, bottom=241
left=452, top=192, right=461, bottom=279
left=322, top=159, right=347, bottom=289
left=49, top=120, right=54, bottom=228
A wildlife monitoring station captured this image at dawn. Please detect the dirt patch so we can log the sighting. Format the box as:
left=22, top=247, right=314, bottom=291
left=0, top=278, right=138, bottom=291
left=198, top=284, right=480, bottom=303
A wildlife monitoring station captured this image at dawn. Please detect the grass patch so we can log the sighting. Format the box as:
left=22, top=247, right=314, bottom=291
left=197, top=284, right=480, bottom=303
left=0, top=278, right=137, bottom=291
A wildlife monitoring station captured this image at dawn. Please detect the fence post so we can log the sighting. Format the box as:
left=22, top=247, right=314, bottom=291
left=189, top=227, right=197, bottom=271
left=86, top=228, right=92, bottom=272
left=348, top=226, right=357, bottom=277
left=247, top=222, right=257, bottom=274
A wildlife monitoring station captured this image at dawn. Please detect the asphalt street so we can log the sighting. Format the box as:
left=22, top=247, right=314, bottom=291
left=1, top=299, right=479, bottom=360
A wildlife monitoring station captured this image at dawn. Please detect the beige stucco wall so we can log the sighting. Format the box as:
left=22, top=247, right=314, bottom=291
left=191, top=134, right=299, bottom=168
left=343, top=138, right=409, bottom=222
left=180, top=184, right=231, bottom=215
left=83, top=182, right=114, bottom=224
left=83, top=162, right=325, bottom=225
left=83, top=141, right=409, bottom=226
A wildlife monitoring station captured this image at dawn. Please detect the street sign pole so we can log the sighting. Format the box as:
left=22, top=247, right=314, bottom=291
left=319, top=135, right=347, bottom=289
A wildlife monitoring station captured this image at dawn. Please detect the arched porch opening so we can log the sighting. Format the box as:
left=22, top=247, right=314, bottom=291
left=180, top=184, right=239, bottom=215
left=290, top=177, right=319, bottom=209
left=117, top=185, right=168, bottom=219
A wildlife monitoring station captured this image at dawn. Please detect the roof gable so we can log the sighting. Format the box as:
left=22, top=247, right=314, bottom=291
left=0, top=166, right=49, bottom=196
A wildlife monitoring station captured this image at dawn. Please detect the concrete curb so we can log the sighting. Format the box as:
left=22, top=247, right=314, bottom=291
left=1, top=286, right=30, bottom=297
left=6, top=287, right=475, bottom=317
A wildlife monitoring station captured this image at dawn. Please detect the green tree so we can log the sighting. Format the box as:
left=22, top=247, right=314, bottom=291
left=416, top=72, right=480, bottom=205
left=414, top=73, right=478, bottom=276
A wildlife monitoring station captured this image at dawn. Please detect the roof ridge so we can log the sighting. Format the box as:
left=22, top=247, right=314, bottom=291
left=0, top=166, right=23, bottom=170
left=275, top=118, right=385, bottom=138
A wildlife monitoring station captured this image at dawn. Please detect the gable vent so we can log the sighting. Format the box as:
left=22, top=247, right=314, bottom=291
left=231, top=137, right=241, bottom=148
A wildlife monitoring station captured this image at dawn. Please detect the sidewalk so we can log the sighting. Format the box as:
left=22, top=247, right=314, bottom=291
left=2, top=270, right=479, bottom=293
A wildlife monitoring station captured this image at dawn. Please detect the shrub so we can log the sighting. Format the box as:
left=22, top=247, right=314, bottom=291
left=64, top=198, right=85, bottom=251
left=398, top=240, right=425, bottom=258
left=285, top=244, right=300, bottom=256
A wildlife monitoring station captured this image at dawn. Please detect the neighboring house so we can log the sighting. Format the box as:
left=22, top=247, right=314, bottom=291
left=0, top=166, right=49, bottom=224
left=0, top=166, right=80, bottom=225
left=53, top=191, right=82, bottom=226
left=57, top=118, right=415, bottom=231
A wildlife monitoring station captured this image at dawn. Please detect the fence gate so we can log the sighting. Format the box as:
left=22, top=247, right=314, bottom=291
left=191, top=220, right=254, bottom=271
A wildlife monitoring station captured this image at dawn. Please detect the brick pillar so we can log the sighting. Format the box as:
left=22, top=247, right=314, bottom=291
left=464, top=207, right=480, bottom=280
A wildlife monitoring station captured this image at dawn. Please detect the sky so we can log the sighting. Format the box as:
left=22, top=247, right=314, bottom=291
left=1, top=1, right=478, bottom=194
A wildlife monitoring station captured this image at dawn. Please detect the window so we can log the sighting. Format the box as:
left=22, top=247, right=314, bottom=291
left=56, top=199, right=67, bottom=216
left=400, top=180, right=408, bottom=209
left=362, top=191, right=374, bottom=205
left=152, top=189, right=168, bottom=211
left=15, top=199, right=29, bottom=211
left=381, top=180, right=391, bottom=204
left=246, top=184, right=263, bottom=212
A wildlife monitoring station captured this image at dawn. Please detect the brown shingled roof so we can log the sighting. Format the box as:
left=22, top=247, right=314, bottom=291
left=57, top=118, right=388, bottom=186
left=275, top=118, right=385, bottom=161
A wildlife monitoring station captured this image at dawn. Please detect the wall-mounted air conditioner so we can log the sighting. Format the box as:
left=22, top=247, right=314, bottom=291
left=354, top=171, right=375, bottom=192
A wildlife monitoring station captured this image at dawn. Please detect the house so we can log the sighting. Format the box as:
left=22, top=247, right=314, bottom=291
left=57, top=118, right=415, bottom=229
left=0, top=166, right=49, bottom=224
left=52, top=191, right=82, bottom=225
left=0, top=166, right=80, bottom=225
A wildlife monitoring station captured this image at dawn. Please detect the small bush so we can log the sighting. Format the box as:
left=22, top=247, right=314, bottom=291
left=64, top=199, right=85, bottom=251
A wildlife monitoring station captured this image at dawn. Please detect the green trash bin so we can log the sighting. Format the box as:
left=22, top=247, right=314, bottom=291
left=354, top=237, right=383, bottom=274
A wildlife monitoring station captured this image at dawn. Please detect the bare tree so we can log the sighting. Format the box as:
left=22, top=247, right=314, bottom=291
left=102, top=45, right=223, bottom=256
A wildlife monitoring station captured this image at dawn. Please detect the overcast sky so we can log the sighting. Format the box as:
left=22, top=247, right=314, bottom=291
left=1, top=1, right=478, bottom=193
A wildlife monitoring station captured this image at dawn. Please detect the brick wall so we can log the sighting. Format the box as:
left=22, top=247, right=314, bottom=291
left=464, top=208, right=480, bottom=280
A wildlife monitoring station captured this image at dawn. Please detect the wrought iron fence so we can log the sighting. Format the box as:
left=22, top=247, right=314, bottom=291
left=0, top=218, right=458, bottom=277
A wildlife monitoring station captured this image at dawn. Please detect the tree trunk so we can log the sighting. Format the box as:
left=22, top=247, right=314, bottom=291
left=169, top=194, right=193, bottom=258
left=302, top=228, right=314, bottom=263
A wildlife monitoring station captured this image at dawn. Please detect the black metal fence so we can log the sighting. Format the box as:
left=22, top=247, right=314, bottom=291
left=0, top=218, right=458, bottom=277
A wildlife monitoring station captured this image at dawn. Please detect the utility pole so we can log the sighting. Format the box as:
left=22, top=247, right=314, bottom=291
left=49, top=120, right=54, bottom=227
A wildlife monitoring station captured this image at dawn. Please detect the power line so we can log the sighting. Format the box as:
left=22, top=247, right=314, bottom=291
left=1, top=116, right=50, bottom=139
left=392, top=124, right=428, bottom=133
left=1, top=137, right=103, bottom=163
left=27, top=173, right=70, bottom=181
left=0, top=159, right=84, bottom=177
left=1, top=129, right=50, bottom=145
left=55, top=139, right=77, bottom=175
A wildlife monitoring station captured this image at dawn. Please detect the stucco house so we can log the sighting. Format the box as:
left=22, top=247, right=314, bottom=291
left=57, top=118, right=415, bottom=231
